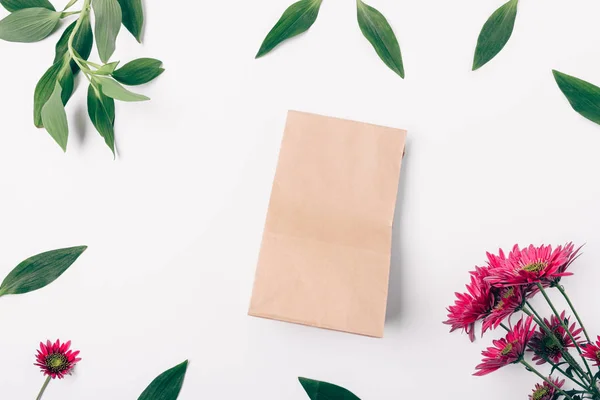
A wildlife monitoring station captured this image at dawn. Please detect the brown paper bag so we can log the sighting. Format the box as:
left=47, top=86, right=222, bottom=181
left=249, top=111, right=407, bottom=337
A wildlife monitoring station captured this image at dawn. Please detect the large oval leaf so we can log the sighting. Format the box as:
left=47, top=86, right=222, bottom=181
left=472, top=0, right=519, bottom=71
left=357, top=0, right=404, bottom=78
left=299, top=378, right=361, bottom=400
left=553, top=70, right=600, bottom=126
left=87, top=84, right=116, bottom=155
left=41, top=81, right=69, bottom=151
left=93, top=0, right=122, bottom=63
left=255, top=0, right=323, bottom=58
left=138, top=360, right=188, bottom=400
left=0, top=246, right=87, bottom=296
left=54, top=13, right=94, bottom=73
left=117, top=0, right=143, bottom=42
left=0, top=7, right=61, bottom=43
left=97, top=77, right=149, bottom=101
left=0, top=0, right=54, bottom=12
left=33, top=61, right=74, bottom=128
left=112, top=58, right=164, bottom=86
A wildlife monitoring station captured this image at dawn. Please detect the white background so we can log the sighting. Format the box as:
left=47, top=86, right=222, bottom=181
left=1, top=0, right=600, bottom=398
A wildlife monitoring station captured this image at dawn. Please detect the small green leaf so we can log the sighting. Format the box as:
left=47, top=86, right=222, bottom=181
left=112, top=58, right=164, bottom=85
left=93, top=0, right=122, bottom=63
left=117, top=0, right=143, bottom=42
left=553, top=70, right=600, bottom=126
left=255, top=0, right=322, bottom=58
left=299, top=378, right=361, bottom=400
left=41, top=81, right=69, bottom=151
left=472, top=0, right=519, bottom=71
left=0, top=0, right=54, bottom=12
left=357, top=0, right=404, bottom=78
left=54, top=13, right=93, bottom=73
left=97, top=77, right=149, bottom=101
left=138, top=360, right=188, bottom=400
left=0, top=246, right=87, bottom=296
left=0, top=7, right=61, bottom=43
left=33, top=61, right=73, bottom=128
left=95, top=61, right=120, bottom=75
left=87, top=84, right=116, bottom=155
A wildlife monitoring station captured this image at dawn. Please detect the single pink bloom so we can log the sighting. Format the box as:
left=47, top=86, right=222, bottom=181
left=528, top=377, right=565, bottom=400
left=474, top=316, right=536, bottom=376
left=528, top=310, right=583, bottom=365
left=582, top=337, right=600, bottom=367
left=34, top=339, right=81, bottom=379
left=485, top=243, right=579, bottom=287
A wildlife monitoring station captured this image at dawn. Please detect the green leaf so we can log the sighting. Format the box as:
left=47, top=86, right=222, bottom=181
left=97, top=77, right=149, bottom=101
left=41, top=81, right=69, bottom=151
left=553, top=70, right=600, bottom=126
left=112, top=58, right=164, bottom=85
left=87, top=84, right=116, bottom=155
left=117, top=0, right=143, bottom=42
left=0, top=7, right=61, bottom=43
left=0, top=246, right=87, bottom=296
left=138, top=360, right=188, bottom=400
left=93, top=0, right=122, bottom=63
left=0, top=0, right=54, bottom=12
left=54, top=13, right=94, bottom=73
left=472, top=0, right=519, bottom=71
left=95, top=61, right=120, bottom=75
left=33, top=61, right=73, bottom=128
left=299, top=378, right=361, bottom=400
left=255, top=0, right=322, bottom=58
left=356, top=0, right=404, bottom=78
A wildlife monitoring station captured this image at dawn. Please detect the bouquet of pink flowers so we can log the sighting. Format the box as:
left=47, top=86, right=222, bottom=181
left=445, top=243, right=600, bottom=400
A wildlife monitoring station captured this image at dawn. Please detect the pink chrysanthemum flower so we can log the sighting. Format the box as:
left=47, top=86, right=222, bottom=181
left=445, top=266, right=495, bottom=341
left=445, top=266, right=524, bottom=341
left=34, top=339, right=81, bottom=379
left=474, top=316, right=536, bottom=376
left=481, top=285, right=524, bottom=334
left=529, top=311, right=583, bottom=365
left=582, top=337, right=600, bottom=367
left=529, top=377, right=565, bottom=400
left=485, top=243, right=578, bottom=287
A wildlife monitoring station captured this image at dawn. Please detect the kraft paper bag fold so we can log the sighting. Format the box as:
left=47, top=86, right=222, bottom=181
left=249, top=110, right=407, bottom=338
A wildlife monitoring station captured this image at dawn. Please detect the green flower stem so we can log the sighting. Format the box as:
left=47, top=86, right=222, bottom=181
left=35, top=376, right=51, bottom=400
left=521, top=360, right=574, bottom=400
left=60, top=11, right=81, bottom=18
left=523, top=303, right=590, bottom=384
left=67, top=0, right=93, bottom=76
left=536, top=283, right=594, bottom=380
left=556, top=284, right=592, bottom=343
left=63, top=0, right=79, bottom=11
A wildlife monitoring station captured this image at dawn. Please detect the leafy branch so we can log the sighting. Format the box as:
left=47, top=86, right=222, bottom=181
left=0, top=0, right=164, bottom=156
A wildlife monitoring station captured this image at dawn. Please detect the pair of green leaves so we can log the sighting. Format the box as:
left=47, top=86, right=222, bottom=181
left=0, top=246, right=87, bottom=297
left=299, top=378, right=360, bottom=400
left=139, top=361, right=188, bottom=400
left=256, top=0, right=404, bottom=78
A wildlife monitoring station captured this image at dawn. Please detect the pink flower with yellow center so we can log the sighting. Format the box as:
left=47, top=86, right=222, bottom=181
left=474, top=316, right=536, bottom=376
left=485, top=243, right=579, bottom=287
left=34, top=339, right=81, bottom=379
left=582, top=337, right=600, bottom=367
left=529, top=377, right=565, bottom=400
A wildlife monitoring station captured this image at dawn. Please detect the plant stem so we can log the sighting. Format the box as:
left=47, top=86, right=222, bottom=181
left=536, top=283, right=595, bottom=380
left=523, top=303, right=590, bottom=384
left=35, top=376, right=51, bottom=400
left=67, top=0, right=93, bottom=75
left=61, top=10, right=81, bottom=17
left=63, top=0, right=79, bottom=10
left=556, top=284, right=592, bottom=343
left=521, top=360, right=574, bottom=400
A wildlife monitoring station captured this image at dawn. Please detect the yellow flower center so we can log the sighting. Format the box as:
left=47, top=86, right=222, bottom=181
left=500, top=342, right=513, bottom=356
left=532, top=387, right=549, bottom=400
left=522, top=262, right=548, bottom=273
left=45, top=354, right=68, bottom=372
